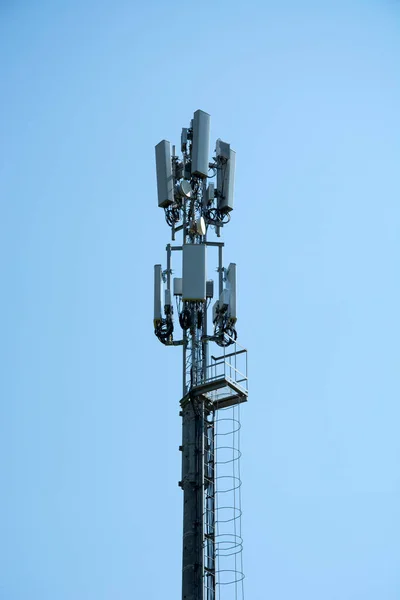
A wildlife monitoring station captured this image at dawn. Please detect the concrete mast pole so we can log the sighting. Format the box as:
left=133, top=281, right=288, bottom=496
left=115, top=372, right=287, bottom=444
left=181, top=391, right=205, bottom=600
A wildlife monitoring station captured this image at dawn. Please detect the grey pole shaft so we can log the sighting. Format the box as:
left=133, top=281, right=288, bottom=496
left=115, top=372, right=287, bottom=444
left=180, top=182, right=216, bottom=600
left=181, top=393, right=204, bottom=600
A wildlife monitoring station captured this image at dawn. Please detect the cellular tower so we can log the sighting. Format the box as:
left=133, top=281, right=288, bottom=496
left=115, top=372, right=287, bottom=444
left=154, top=110, right=248, bottom=600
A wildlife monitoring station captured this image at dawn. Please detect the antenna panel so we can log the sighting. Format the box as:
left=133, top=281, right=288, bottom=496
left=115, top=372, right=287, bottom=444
left=226, top=263, right=237, bottom=321
left=212, top=300, right=220, bottom=323
left=181, top=128, right=188, bottom=152
left=182, top=244, right=206, bottom=301
left=154, top=264, right=163, bottom=324
left=219, top=288, right=230, bottom=310
left=204, top=183, right=214, bottom=206
left=217, top=144, right=236, bottom=212
left=174, top=278, right=183, bottom=296
left=184, top=161, right=191, bottom=181
left=192, top=110, right=210, bottom=178
left=216, top=139, right=230, bottom=160
left=155, top=140, right=174, bottom=208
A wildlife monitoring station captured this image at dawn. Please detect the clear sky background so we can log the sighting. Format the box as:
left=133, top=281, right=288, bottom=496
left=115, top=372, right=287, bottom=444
left=1, top=1, right=400, bottom=598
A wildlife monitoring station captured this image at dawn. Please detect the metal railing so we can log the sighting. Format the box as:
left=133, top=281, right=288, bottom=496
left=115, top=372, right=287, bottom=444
left=205, top=337, right=248, bottom=398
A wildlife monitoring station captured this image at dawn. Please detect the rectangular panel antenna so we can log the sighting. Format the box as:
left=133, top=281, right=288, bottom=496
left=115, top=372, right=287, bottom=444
left=219, top=288, right=230, bottom=310
left=216, top=139, right=230, bottom=160
left=173, top=278, right=182, bottom=296
left=204, top=183, right=214, bottom=207
left=182, top=244, right=206, bottom=301
left=226, top=263, right=237, bottom=321
left=154, top=264, right=163, bottom=324
left=155, top=140, right=174, bottom=208
left=181, top=128, right=188, bottom=152
left=217, top=142, right=236, bottom=212
left=212, top=300, right=220, bottom=323
left=192, top=110, right=211, bottom=178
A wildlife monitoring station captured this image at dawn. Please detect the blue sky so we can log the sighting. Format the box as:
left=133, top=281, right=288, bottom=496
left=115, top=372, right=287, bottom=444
left=1, top=1, right=400, bottom=598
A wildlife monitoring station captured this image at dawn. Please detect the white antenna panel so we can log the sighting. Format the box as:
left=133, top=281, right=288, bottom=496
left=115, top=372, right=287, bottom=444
left=155, top=140, right=174, bottom=208
left=216, top=139, right=230, bottom=160
left=192, top=110, right=210, bottom=178
left=217, top=144, right=236, bottom=213
left=182, top=244, right=206, bottom=301
left=204, top=183, right=214, bottom=206
left=219, top=288, right=230, bottom=310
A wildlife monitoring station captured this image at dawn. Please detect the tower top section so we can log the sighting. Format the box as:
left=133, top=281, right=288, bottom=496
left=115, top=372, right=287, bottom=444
left=153, top=110, right=242, bottom=354
left=155, top=109, right=236, bottom=240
